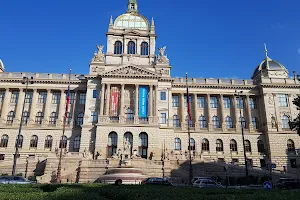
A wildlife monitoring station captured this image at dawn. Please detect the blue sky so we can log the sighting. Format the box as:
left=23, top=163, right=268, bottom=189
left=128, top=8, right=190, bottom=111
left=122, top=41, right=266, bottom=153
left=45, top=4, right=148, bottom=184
left=0, top=0, right=299, bottom=79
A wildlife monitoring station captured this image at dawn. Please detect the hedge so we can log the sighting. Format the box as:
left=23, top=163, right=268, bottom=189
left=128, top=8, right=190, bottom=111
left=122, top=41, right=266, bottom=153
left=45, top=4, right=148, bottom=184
left=0, top=184, right=299, bottom=200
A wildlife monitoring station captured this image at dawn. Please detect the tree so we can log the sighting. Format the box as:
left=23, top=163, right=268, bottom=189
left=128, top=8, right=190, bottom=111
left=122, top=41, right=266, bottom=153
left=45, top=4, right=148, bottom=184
left=289, top=96, right=300, bottom=135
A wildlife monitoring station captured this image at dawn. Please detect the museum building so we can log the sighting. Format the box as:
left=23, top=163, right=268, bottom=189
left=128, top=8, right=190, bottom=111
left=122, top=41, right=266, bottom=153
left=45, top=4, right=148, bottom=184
left=0, top=0, right=299, bottom=175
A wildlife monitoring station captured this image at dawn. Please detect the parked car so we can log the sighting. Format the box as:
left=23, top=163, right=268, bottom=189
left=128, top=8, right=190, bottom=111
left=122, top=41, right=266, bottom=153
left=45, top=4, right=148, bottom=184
left=192, top=177, right=214, bottom=183
left=275, top=178, right=300, bottom=189
left=141, top=177, right=173, bottom=186
left=0, top=176, right=36, bottom=184
left=192, top=179, right=224, bottom=188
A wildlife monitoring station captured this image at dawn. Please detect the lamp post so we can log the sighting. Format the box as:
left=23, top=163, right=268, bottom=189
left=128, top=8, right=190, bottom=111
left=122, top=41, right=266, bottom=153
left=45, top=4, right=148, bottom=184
left=235, top=90, right=249, bottom=179
left=12, top=76, right=34, bottom=176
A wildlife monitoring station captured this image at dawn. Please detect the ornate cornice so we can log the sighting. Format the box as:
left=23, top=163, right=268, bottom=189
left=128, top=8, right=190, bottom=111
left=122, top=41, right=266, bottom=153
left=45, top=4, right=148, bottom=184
left=172, top=83, right=256, bottom=90
left=260, top=84, right=300, bottom=89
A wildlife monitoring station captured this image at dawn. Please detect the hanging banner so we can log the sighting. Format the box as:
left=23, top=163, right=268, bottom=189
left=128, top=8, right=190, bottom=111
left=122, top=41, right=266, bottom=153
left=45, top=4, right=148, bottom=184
left=139, top=86, right=149, bottom=117
left=110, top=86, right=119, bottom=116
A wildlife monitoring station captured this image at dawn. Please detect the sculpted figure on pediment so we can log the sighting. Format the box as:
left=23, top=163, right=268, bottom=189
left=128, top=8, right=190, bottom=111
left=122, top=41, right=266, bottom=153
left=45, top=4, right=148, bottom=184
left=110, top=66, right=150, bottom=76
left=92, top=44, right=105, bottom=62
left=156, top=46, right=169, bottom=64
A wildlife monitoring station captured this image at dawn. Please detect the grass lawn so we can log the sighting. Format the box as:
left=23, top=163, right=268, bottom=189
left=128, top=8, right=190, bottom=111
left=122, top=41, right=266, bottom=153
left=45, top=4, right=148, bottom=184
left=0, top=184, right=299, bottom=200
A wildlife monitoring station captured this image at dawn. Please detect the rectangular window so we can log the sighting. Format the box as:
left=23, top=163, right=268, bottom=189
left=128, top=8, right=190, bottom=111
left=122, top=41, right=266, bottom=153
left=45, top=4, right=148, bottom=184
left=160, top=113, right=167, bottom=124
left=38, top=92, right=47, bottom=104
left=223, top=97, right=231, bottom=108
left=249, top=97, right=256, bottom=109
left=79, top=93, right=86, bottom=104
left=210, top=97, right=218, bottom=108
left=172, top=95, right=179, bottom=107
left=160, top=92, right=166, bottom=100
left=278, top=94, right=288, bottom=107
left=92, top=90, right=99, bottom=99
left=0, top=91, right=5, bottom=103
left=25, top=92, right=33, bottom=103
left=70, top=92, right=75, bottom=104
left=10, top=91, right=19, bottom=103
left=197, top=96, right=205, bottom=108
left=184, top=95, right=192, bottom=107
left=52, top=92, right=61, bottom=104
left=91, top=111, right=98, bottom=123
left=236, top=97, right=244, bottom=109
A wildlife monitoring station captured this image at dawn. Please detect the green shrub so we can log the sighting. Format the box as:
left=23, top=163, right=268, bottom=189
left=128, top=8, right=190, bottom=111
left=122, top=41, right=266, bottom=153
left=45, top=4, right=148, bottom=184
left=0, top=173, right=8, bottom=176
left=16, top=173, right=23, bottom=177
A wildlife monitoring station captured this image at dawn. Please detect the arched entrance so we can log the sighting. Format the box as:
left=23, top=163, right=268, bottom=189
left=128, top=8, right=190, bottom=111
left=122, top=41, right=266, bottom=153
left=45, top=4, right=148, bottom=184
left=139, top=132, right=148, bottom=159
left=107, top=132, right=118, bottom=158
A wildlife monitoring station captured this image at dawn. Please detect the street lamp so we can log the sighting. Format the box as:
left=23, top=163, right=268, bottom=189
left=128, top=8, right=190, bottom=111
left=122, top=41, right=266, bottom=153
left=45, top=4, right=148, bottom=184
left=12, top=76, right=34, bottom=176
left=234, top=90, right=249, bottom=179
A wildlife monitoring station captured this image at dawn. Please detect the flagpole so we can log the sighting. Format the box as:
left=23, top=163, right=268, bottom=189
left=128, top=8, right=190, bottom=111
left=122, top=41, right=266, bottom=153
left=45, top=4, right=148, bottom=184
left=186, top=73, right=193, bottom=186
left=56, top=69, right=72, bottom=183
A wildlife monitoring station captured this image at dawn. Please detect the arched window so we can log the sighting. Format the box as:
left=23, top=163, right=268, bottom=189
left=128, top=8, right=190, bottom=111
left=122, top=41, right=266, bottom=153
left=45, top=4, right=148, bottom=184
left=114, top=41, right=123, bottom=54
left=202, top=139, right=209, bottom=151
left=139, top=132, right=148, bottom=159
left=174, top=138, right=181, bottom=150
left=49, top=112, right=58, bottom=125
left=125, top=108, right=134, bottom=122
left=22, top=111, right=30, bottom=125
left=189, top=138, right=195, bottom=151
left=239, top=117, right=246, bottom=128
left=287, top=139, right=295, bottom=152
left=73, top=136, right=81, bottom=152
left=185, top=115, right=193, bottom=128
left=77, top=113, right=84, bottom=126
left=230, top=139, right=237, bottom=152
left=225, top=116, right=233, bottom=128
left=245, top=140, right=251, bottom=152
left=15, top=135, right=23, bottom=148
left=199, top=115, right=206, bottom=128
left=140, top=42, right=149, bottom=55
left=173, top=115, right=180, bottom=128
left=252, top=117, right=259, bottom=129
left=212, top=116, right=220, bottom=128
left=216, top=139, right=223, bottom=152
left=30, top=135, right=38, bottom=148
left=0, top=135, right=9, bottom=148
left=44, top=135, right=53, bottom=149
left=257, top=140, right=264, bottom=153
left=282, top=115, right=290, bottom=129
left=35, top=112, right=44, bottom=125
left=127, top=41, right=136, bottom=54
left=59, top=136, right=67, bottom=148
left=108, top=132, right=118, bottom=157
left=7, top=111, right=15, bottom=124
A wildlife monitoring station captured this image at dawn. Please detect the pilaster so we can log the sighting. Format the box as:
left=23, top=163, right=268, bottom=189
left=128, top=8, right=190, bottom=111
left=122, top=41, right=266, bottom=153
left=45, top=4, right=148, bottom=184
left=29, top=89, right=38, bottom=125
left=14, top=88, right=25, bottom=125
left=42, top=89, right=52, bottom=126
left=0, top=88, right=11, bottom=124
left=105, top=84, right=111, bottom=116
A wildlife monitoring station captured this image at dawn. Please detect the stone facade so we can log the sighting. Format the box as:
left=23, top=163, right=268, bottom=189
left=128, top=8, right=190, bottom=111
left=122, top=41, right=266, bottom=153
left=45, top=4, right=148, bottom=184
left=0, top=0, right=300, bottom=180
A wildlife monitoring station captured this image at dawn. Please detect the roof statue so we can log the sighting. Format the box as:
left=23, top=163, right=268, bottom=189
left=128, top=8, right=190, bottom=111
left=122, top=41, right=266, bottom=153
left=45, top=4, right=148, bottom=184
left=92, top=44, right=105, bottom=62
left=156, top=46, right=169, bottom=64
left=264, top=43, right=268, bottom=58
left=0, top=59, right=4, bottom=72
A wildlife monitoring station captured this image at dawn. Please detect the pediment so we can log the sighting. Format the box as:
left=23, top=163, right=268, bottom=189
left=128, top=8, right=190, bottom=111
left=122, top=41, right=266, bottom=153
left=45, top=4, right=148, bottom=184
left=101, top=65, right=160, bottom=78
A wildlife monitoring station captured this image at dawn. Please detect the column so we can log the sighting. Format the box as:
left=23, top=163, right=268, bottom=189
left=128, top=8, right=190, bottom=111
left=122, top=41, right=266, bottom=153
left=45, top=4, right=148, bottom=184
left=167, top=88, right=172, bottom=126
left=57, top=89, right=66, bottom=125
left=105, top=84, right=111, bottom=116
left=70, top=90, right=78, bottom=127
left=232, top=95, right=239, bottom=130
left=154, top=85, right=159, bottom=117
left=148, top=85, right=153, bottom=117
left=134, top=84, right=139, bottom=123
left=100, top=83, right=105, bottom=116
left=246, top=95, right=253, bottom=132
left=193, top=93, right=199, bottom=128
left=206, top=94, right=212, bottom=131
left=29, top=89, right=38, bottom=125
left=273, top=94, right=282, bottom=131
left=14, top=88, right=25, bottom=124
left=42, top=89, right=52, bottom=125
left=119, top=84, right=125, bottom=121
left=219, top=94, right=226, bottom=131
left=180, top=93, right=185, bottom=128
left=0, top=88, right=11, bottom=123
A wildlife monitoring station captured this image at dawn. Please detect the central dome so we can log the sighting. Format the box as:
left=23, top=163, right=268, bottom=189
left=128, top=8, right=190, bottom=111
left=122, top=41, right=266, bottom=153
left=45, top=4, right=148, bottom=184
left=114, top=13, right=149, bottom=30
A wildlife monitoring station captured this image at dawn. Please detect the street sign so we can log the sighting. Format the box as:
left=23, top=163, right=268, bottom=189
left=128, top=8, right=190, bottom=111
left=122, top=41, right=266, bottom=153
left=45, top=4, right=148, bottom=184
left=263, top=181, right=272, bottom=190
left=271, top=163, right=276, bottom=169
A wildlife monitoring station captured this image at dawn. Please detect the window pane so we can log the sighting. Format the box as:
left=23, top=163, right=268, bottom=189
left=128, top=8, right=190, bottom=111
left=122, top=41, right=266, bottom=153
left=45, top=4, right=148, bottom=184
left=197, top=96, right=205, bottom=108
left=160, top=92, right=166, bottom=100
left=210, top=97, right=218, bottom=108
left=172, top=95, right=179, bottom=107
